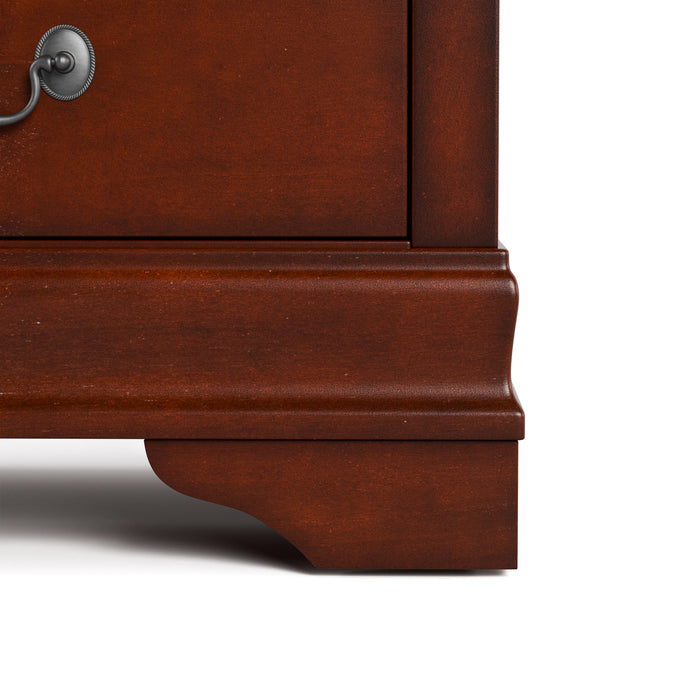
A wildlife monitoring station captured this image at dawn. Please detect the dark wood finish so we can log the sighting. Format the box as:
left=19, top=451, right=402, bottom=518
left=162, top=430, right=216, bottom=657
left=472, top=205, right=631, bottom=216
left=0, top=1, right=407, bottom=239
left=0, top=2, right=520, bottom=570
left=146, top=439, right=518, bottom=570
left=1, top=1, right=503, bottom=247
left=0, top=239, right=411, bottom=250
left=0, top=246, right=522, bottom=440
left=412, top=0, right=499, bottom=247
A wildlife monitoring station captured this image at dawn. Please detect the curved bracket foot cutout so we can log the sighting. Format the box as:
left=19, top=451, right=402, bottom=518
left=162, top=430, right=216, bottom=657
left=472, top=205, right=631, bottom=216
left=145, top=440, right=518, bottom=570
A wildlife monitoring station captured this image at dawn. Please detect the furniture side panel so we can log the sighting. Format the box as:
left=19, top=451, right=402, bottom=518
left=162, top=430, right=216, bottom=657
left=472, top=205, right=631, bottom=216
left=412, top=0, right=499, bottom=247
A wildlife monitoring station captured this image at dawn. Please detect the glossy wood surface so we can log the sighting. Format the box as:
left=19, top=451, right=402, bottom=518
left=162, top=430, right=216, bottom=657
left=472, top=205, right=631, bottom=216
left=0, top=1, right=407, bottom=239
left=0, top=3, right=518, bottom=570
left=0, top=246, right=523, bottom=439
left=147, top=439, right=518, bottom=569
left=412, top=0, right=499, bottom=247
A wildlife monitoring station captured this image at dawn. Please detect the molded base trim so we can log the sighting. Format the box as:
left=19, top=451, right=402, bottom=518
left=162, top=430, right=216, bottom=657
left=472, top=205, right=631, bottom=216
left=0, top=247, right=523, bottom=440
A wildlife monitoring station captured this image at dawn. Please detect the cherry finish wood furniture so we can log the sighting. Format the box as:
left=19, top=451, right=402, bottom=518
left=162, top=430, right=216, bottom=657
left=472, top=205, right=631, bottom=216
left=0, top=0, right=522, bottom=569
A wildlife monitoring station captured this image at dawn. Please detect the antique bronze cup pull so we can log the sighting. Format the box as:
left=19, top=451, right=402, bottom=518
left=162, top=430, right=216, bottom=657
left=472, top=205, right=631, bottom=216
left=0, top=25, right=95, bottom=127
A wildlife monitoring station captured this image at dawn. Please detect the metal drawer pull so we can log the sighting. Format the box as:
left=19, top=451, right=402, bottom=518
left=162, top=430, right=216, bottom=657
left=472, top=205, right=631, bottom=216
left=0, top=25, right=95, bottom=127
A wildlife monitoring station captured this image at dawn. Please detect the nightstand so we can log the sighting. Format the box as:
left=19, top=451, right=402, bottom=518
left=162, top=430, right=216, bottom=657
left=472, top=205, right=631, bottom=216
left=0, top=1, right=522, bottom=569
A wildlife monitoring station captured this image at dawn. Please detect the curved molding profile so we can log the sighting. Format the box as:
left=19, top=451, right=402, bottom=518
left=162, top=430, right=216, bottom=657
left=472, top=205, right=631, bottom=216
left=0, top=247, right=522, bottom=440
left=146, top=439, right=518, bottom=570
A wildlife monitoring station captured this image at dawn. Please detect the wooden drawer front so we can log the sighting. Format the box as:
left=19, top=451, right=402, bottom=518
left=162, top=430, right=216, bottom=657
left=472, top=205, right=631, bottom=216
left=0, top=1, right=407, bottom=239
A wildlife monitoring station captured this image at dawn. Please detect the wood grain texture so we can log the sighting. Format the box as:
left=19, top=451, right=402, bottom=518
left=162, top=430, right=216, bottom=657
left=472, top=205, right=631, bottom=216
left=0, top=238, right=411, bottom=250
left=146, top=439, right=518, bottom=569
left=0, top=1, right=407, bottom=239
left=0, top=247, right=523, bottom=439
left=412, top=0, right=499, bottom=247
left=0, top=3, right=519, bottom=571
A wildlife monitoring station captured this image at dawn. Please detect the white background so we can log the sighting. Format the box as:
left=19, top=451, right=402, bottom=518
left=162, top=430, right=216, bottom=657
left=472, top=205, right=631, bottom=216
left=1, top=1, right=698, bottom=697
